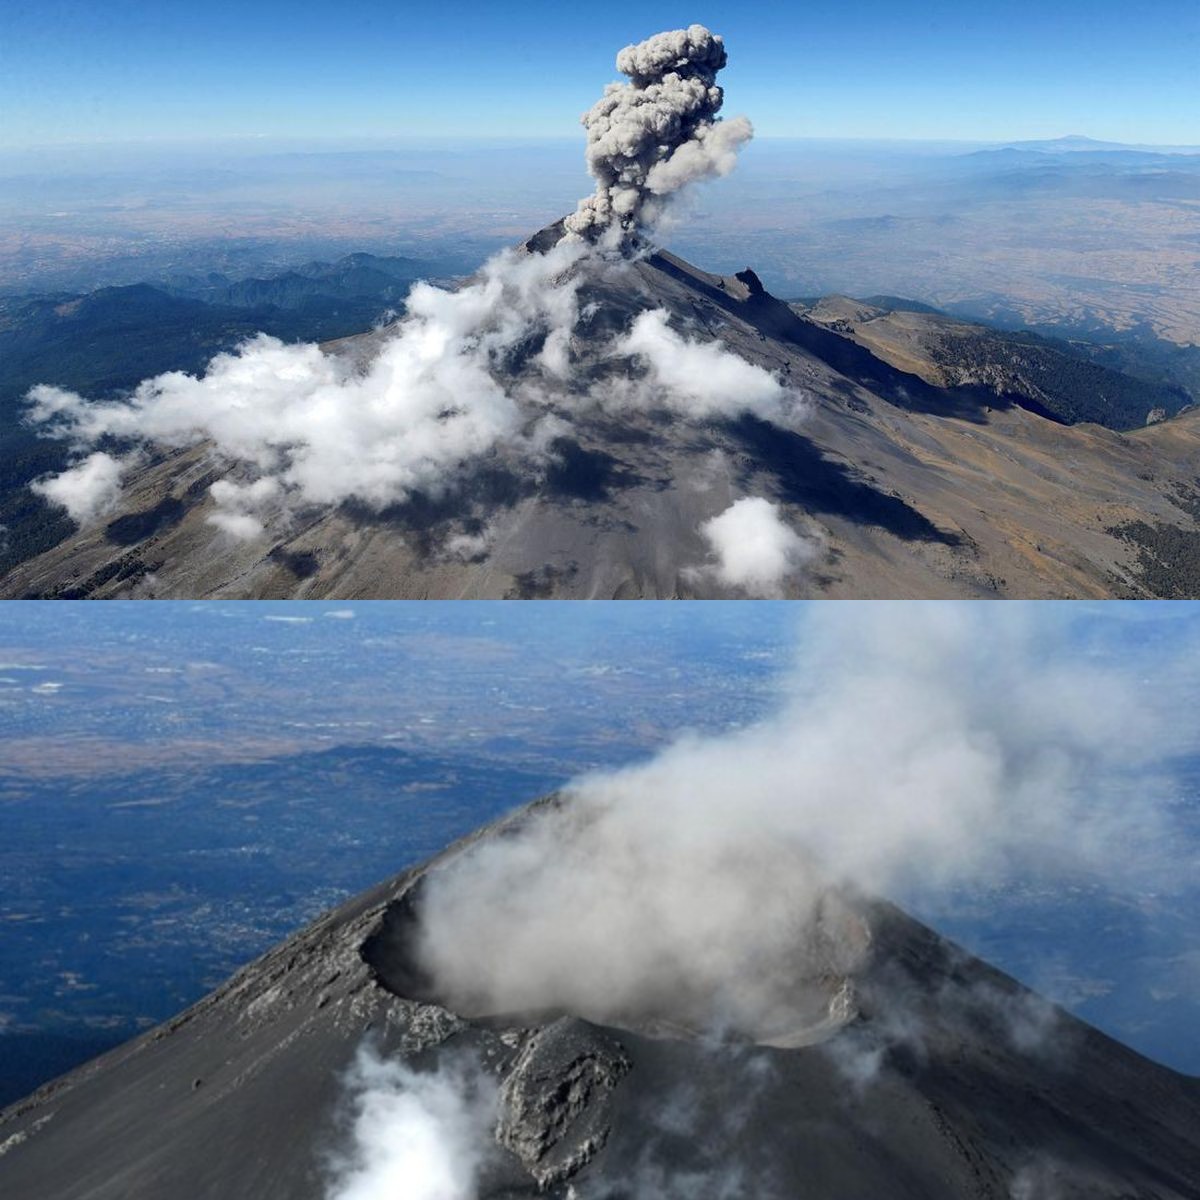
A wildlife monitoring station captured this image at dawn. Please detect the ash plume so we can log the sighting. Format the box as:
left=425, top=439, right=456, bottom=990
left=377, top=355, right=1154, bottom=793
left=564, top=24, right=753, bottom=241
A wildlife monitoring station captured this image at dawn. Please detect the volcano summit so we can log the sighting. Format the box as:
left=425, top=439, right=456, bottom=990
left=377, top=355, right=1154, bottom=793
left=1, top=793, right=1198, bottom=1200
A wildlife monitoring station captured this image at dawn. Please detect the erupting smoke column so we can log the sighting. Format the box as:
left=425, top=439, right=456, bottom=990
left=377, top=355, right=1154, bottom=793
left=564, top=24, right=753, bottom=240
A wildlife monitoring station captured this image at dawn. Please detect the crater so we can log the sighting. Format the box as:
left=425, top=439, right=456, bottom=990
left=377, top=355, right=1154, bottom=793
left=361, top=871, right=872, bottom=1049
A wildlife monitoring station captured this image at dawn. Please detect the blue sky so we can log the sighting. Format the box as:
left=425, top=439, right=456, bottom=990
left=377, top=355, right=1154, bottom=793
left=1, top=0, right=1198, bottom=147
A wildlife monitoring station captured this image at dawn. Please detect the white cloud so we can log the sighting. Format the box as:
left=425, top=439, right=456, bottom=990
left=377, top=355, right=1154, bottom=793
left=324, top=609, right=356, bottom=620
left=609, top=309, right=790, bottom=420
left=207, top=511, right=266, bottom=539
left=205, top=478, right=280, bottom=539
left=695, top=496, right=815, bottom=594
left=442, top=529, right=494, bottom=563
left=26, top=242, right=587, bottom=538
left=31, top=451, right=126, bottom=524
left=25, top=264, right=805, bottom=547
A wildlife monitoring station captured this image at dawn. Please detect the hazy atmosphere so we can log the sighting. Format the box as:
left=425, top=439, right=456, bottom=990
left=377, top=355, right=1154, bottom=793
left=5, top=1, right=1197, bottom=144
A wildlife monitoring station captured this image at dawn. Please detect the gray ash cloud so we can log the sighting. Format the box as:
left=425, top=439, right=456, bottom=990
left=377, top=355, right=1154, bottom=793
left=564, top=25, right=753, bottom=241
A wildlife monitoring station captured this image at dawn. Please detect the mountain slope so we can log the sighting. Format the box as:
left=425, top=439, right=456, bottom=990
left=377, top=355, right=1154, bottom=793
left=797, top=295, right=1194, bottom=429
left=1, top=793, right=1197, bottom=1200
left=3, top=227, right=1199, bottom=599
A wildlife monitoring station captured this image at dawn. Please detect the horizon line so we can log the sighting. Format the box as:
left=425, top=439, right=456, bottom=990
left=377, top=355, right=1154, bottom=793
left=3, top=132, right=1200, bottom=155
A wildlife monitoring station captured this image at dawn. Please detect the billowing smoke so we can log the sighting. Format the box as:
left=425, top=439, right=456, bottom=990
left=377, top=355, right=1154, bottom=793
left=324, top=1045, right=497, bottom=1200
left=564, top=25, right=753, bottom=240
left=413, top=604, right=1191, bottom=1039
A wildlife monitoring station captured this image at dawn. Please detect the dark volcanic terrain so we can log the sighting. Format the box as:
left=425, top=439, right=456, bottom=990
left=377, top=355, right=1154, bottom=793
left=4, top=225, right=1200, bottom=599
left=1, top=794, right=1198, bottom=1200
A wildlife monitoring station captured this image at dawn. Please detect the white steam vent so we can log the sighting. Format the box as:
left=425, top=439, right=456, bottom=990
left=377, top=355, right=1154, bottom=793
left=361, top=606, right=1187, bottom=1051
left=363, top=797, right=871, bottom=1048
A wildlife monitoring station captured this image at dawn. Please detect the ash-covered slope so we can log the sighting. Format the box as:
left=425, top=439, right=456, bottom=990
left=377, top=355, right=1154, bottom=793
left=2, top=794, right=1198, bottom=1200
left=5, top=225, right=1200, bottom=600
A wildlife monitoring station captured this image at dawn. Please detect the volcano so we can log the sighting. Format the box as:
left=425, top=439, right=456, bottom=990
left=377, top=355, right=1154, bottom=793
left=4, top=221, right=1199, bottom=600
left=2, top=793, right=1198, bottom=1200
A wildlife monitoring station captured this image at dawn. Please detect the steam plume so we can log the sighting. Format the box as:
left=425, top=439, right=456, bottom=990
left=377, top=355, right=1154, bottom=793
left=414, top=605, right=1192, bottom=1039
left=324, top=1046, right=496, bottom=1200
left=564, top=25, right=753, bottom=240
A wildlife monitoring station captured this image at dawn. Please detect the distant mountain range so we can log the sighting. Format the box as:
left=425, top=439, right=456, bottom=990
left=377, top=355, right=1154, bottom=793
left=0, top=252, right=434, bottom=427
left=156, top=251, right=433, bottom=311
left=996, top=134, right=1200, bottom=155
left=955, top=142, right=1200, bottom=183
left=0, top=252, right=430, bottom=406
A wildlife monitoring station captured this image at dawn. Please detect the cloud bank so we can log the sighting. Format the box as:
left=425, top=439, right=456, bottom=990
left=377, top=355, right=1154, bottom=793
left=26, top=280, right=795, bottom=538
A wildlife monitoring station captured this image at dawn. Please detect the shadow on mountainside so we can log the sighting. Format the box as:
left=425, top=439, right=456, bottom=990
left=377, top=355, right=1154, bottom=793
left=729, top=414, right=961, bottom=545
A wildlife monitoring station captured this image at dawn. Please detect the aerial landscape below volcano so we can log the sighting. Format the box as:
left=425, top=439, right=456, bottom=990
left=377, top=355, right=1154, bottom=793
left=3, top=601, right=1198, bottom=1197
